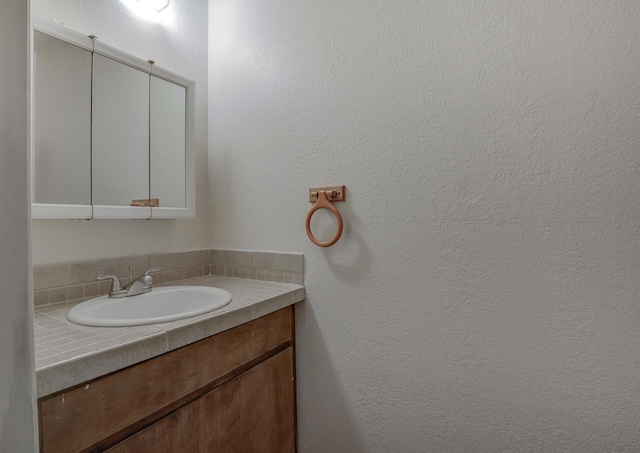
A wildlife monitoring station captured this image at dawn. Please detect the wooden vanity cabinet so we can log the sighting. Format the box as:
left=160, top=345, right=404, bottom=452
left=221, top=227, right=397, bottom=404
left=38, top=307, right=296, bottom=453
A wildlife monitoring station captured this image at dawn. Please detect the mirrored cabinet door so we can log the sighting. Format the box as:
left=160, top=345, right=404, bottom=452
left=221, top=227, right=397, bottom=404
left=33, top=30, right=92, bottom=213
left=92, top=54, right=151, bottom=218
left=31, top=17, right=195, bottom=220
left=150, top=76, right=186, bottom=210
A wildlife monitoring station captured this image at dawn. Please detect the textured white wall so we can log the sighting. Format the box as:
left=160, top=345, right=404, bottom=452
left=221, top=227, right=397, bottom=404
left=0, top=0, right=37, bottom=450
left=209, top=0, right=640, bottom=451
left=31, top=0, right=209, bottom=264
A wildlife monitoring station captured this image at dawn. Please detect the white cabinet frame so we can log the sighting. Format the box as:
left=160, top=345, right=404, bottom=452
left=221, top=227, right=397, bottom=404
left=31, top=17, right=195, bottom=220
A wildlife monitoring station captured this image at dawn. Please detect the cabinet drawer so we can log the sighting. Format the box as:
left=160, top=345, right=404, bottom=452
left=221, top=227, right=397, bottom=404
left=39, top=307, right=293, bottom=453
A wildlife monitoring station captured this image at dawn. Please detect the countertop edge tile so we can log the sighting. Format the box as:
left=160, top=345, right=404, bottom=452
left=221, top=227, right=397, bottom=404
left=164, top=304, right=255, bottom=351
left=37, top=331, right=168, bottom=397
left=35, top=275, right=304, bottom=398
left=251, top=288, right=306, bottom=320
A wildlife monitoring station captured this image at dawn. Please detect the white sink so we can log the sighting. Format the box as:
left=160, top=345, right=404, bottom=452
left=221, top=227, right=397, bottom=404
left=67, top=286, right=232, bottom=327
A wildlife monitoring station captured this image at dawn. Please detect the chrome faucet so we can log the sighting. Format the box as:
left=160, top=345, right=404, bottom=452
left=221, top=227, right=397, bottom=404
left=97, top=267, right=161, bottom=298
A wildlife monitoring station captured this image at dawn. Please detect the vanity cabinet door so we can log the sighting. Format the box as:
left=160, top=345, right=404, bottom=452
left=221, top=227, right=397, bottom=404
left=106, top=348, right=295, bottom=453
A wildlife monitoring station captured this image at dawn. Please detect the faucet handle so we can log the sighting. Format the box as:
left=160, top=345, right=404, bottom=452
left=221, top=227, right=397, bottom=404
left=144, top=267, right=161, bottom=276
left=96, top=275, right=126, bottom=298
left=142, top=267, right=161, bottom=287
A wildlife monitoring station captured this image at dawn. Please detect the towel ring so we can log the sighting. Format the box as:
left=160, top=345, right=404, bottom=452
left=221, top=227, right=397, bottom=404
left=305, top=190, right=343, bottom=247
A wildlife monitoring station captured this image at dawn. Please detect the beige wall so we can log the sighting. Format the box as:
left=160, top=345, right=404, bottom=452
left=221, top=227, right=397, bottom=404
left=0, top=0, right=37, bottom=450
left=30, top=0, right=210, bottom=264
left=208, top=0, right=640, bottom=451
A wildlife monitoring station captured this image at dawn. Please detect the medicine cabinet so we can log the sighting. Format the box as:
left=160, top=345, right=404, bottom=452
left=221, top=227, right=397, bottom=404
left=31, top=18, right=195, bottom=219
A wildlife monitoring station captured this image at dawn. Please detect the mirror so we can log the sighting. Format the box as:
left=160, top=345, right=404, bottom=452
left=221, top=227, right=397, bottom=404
left=92, top=53, right=150, bottom=209
left=32, top=30, right=91, bottom=207
left=150, top=76, right=186, bottom=209
left=31, top=17, right=195, bottom=219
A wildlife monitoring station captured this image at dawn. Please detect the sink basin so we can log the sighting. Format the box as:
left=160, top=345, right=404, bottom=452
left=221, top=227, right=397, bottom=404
left=67, top=286, right=232, bottom=327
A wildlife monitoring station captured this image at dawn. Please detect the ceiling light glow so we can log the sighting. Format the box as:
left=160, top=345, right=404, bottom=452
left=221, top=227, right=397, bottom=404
left=137, top=0, right=170, bottom=12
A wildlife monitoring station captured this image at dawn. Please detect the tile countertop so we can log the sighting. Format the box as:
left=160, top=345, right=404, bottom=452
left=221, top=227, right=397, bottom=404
left=34, top=275, right=304, bottom=398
